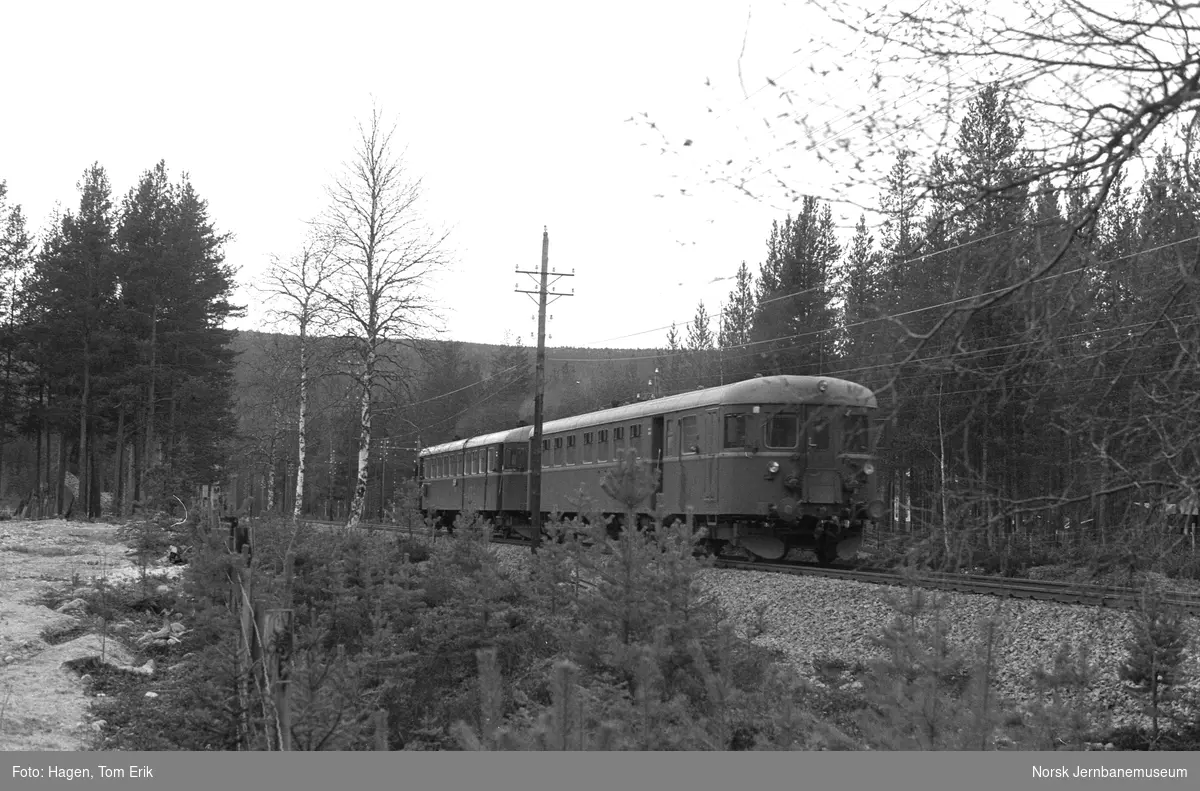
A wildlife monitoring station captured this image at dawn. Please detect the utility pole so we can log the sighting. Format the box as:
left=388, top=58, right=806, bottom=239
left=516, top=228, right=573, bottom=551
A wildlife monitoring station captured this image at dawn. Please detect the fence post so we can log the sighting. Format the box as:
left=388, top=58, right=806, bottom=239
left=259, top=607, right=293, bottom=751
left=374, top=710, right=388, bottom=751
left=237, top=547, right=253, bottom=749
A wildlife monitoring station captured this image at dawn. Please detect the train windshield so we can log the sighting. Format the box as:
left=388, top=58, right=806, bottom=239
left=843, top=414, right=870, bottom=453
left=763, top=414, right=799, bottom=448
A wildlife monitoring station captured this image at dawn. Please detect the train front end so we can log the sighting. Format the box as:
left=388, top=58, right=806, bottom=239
left=714, top=376, right=885, bottom=564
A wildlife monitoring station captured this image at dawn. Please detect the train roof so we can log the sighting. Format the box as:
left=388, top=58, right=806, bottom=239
left=421, top=425, right=530, bottom=456
left=540, top=374, right=877, bottom=435
left=419, top=375, right=875, bottom=456
left=420, top=438, right=468, bottom=457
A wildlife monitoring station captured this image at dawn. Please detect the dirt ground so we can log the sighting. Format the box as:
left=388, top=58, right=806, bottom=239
left=0, top=518, right=148, bottom=751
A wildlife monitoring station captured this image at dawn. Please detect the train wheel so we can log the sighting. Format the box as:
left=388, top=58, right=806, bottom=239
left=815, top=536, right=837, bottom=566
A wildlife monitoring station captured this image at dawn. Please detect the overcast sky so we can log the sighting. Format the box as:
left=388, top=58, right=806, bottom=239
left=3, top=1, right=885, bottom=350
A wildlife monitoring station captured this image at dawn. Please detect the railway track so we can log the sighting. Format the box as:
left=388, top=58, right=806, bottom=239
left=295, top=518, right=1200, bottom=618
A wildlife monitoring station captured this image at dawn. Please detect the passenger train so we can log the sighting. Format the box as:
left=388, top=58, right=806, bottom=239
left=418, top=374, right=886, bottom=564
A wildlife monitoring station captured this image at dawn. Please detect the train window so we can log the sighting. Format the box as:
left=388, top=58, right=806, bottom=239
left=469, top=450, right=477, bottom=475
left=582, top=432, right=593, bottom=464
left=629, top=423, right=642, bottom=457
left=598, top=429, right=609, bottom=461
left=666, top=420, right=676, bottom=455
left=681, top=415, right=700, bottom=454
left=505, top=446, right=527, bottom=471
left=566, top=435, right=577, bottom=465
left=543, top=439, right=550, bottom=452
left=724, top=414, right=748, bottom=448
left=764, top=414, right=798, bottom=449
left=489, top=447, right=499, bottom=472
left=554, top=436, right=564, bottom=466
left=613, top=425, right=625, bottom=453
left=843, top=414, right=869, bottom=453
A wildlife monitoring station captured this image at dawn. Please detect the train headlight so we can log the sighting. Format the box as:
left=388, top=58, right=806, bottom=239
left=862, top=461, right=875, bottom=476
left=767, top=461, right=780, bottom=474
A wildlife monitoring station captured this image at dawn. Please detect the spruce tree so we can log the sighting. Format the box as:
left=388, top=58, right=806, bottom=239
left=751, top=197, right=840, bottom=376
left=1119, top=589, right=1189, bottom=745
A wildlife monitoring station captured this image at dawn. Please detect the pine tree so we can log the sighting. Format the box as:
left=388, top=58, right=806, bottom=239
left=23, top=164, right=119, bottom=517
left=751, top=198, right=840, bottom=376
left=840, top=214, right=885, bottom=376
left=0, top=182, right=35, bottom=499
left=1119, top=589, right=1189, bottom=745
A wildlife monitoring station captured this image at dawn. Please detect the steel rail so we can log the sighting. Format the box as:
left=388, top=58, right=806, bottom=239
left=295, top=519, right=1200, bottom=617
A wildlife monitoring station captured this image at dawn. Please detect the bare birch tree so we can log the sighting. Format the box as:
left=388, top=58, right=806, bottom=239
left=261, top=234, right=338, bottom=521
left=314, top=108, right=449, bottom=529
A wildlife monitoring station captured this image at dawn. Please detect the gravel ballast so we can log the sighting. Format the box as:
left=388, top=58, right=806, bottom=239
left=492, top=544, right=1200, bottom=732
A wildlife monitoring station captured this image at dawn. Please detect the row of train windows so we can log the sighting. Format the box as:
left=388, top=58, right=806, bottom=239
left=424, top=447, right=501, bottom=479
left=539, top=423, right=645, bottom=466
left=422, top=412, right=871, bottom=478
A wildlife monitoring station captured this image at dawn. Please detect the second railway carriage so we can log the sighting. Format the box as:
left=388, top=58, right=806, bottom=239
left=420, top=425, right=530, bottom=526
left=419, top=374, right=886, bottom=564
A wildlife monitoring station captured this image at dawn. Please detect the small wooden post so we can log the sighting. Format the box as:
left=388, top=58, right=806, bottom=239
left=374, top=710, right=388, bottom=751
left=237, top=548, right=253, bottom=749
left=259, top=607, right=293, bottom=751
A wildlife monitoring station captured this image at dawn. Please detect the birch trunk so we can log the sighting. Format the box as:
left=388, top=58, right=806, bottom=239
left=266, top=401, right=279, bottom=513
left=292, top=332, right=308, bottom=521
left=346, top=345, right=375, bottom=529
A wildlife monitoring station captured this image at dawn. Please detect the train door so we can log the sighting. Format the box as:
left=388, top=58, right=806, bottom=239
left=486, top=446, right=498, bottom=511
left=803, top=406, right=839, bottom=504
left=805, top=406, right=835, bottom=468
left=651, top=416, right=665, bottom=510
left=703, top=409, right=718, bottom=503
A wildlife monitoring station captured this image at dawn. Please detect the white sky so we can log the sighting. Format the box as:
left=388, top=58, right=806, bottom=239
left=0, top=1, right=936, bottom=350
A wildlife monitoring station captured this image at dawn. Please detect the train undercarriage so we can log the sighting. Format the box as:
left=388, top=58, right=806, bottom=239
left=425, top=509, right=866, bottom=566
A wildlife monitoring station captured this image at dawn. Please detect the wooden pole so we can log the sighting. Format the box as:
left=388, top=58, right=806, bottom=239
left=530, top=231, right=549, bottom=552
left=515, top=229, right=573, bottom=551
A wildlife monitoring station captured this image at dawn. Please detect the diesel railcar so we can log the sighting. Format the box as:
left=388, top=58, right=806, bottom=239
left=418, top=374, right=885, bottom=564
